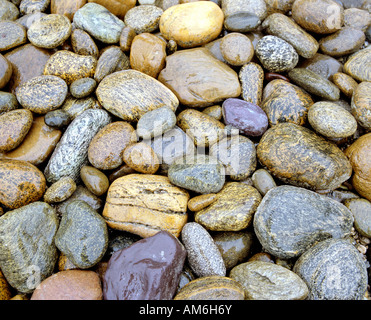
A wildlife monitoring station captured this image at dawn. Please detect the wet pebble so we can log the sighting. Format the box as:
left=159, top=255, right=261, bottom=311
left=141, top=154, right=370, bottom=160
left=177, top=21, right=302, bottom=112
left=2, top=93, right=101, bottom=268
left=343, top=47, right=371, bottom=82
left=80, top=165, right=109, bottom=196
left=251, top=168, right=276, bottom=196
left=44, top=176, right=76, bottom=203
left=220, top=32, right=254, bottom=66
left=351, top=82, right=371, bottom=130
left=332, top=72, right=358, bottom=97
left=345, top=198, right=371, bottom=238
left=70, top=28, right=99, bottom=58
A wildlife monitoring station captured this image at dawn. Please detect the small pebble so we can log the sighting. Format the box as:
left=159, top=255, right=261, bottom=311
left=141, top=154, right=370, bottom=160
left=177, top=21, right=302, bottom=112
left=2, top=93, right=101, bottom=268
left=44, top=109, right=71, bottom=128
left=344, top=198, right=371, bottom=238
left=220, top=32, right=254, bottom=66
left=351, top=82, right=371, bottom=130
left=251, top=168, right=276, bottom=196
left=70, top=77, right=97, bottom=99
left=80, top=165, right=109, bottom=196
left=122, top=142, right=160, bottom=174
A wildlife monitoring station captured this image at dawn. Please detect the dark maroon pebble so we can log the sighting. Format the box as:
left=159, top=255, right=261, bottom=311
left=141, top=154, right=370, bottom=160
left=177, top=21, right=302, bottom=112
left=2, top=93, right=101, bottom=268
left=265, top=72, right=290, bottom=82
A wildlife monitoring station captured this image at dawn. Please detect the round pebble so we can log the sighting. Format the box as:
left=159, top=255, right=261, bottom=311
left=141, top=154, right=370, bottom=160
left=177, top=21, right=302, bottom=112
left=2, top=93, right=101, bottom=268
left=80, top=166, right=109, bottom=196
left=251, top=168, right=276, bottom=196
left=44, top=176, right=77, bottom=203
left=124, top=5, right=163, bottom=34
left=220, top=32, right=254, bottom=66
left=44, top=109, right=71, bottom=128
left=122, top=142, right=160, bottom=174
left=345, top=198, right=371, bottom=238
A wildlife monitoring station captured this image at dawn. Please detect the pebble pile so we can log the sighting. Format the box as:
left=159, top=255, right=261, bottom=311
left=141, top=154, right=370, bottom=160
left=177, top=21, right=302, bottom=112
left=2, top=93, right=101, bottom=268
left=0, top=0, right=370, bottom=301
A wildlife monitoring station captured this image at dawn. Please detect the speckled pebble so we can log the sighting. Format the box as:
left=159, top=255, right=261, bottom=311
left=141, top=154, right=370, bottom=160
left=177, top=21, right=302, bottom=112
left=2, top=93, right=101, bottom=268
left=20, top=0, right=50, bottom=15
left=351, top=81, right=371, bottom=130
left=70, top=77, right=97, bottom=99
left=44, top=176, right=76, bottom=203
left=0, top=0, right=19, bottom=21
left=0, top=21, right=27, bottom=52
left=44, top=109, right=71, bottom=128
left=124, top=5, right=163, bottom=34
left=95, top=46, right=129, bottom=83
left=122, top=142, right=160, bottom=174
left=344, top=198, right=371, bottom=238
left=0, top=92, right=18, bottom=115
left=239, top=62, right=264, bottom=106
left=332, top=72, right=358, bottom=98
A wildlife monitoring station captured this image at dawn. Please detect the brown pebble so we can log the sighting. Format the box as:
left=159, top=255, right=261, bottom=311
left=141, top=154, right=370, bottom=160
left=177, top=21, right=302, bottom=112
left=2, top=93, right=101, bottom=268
left=43, top=176, right=76, bottom=203
left=0, top=54, right=12, bottom=89
left=71, top=28, right=99, bottom=58
left=122, top=142, right=160, bottom=174
left=188, top=194, right=217, bottom=211
left=80, top=165, right=109, bottom=196
left=0, top=270, right=12, bottom=300
left=248, top=252, right=275, bottom=263
left=202, top=105, right=222, bottom=120
left=265, top=72, right=290, bottom=82
left=119, top=26, right=137, bottom=52
left=87, top=0, right=137, bottom=20
left=220, top=32, right=254, bottom=66
left=57, top=252, right=79, bottom=271
left=51, top=0, right=87, bottom=20
left=332, top=72, right=358, bottom=98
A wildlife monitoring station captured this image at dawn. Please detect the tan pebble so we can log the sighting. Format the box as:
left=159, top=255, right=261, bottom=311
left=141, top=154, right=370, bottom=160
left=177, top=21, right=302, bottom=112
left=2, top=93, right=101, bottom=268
left=0, top=54, right=12, bottom=89
left=10, top=294, right=28, bottom=300
left=220, top=32, right=254, bottom=66
left=108, top=164, right=136, bottom=183
left=71, top=28, right=99, bottom=58
left=332, top=72, right=358, bottom=97
left=202, top=105, right=222, bottom=120
left=95, top=45, right=128, bottom=83
left=351, top=82, right=371, bottom=130
left=43, top=176, right=76, bottom=203
left=87, top=0, right=136, bottom=20
left=119, top=26, right=137, bottom=52
left=248, top=252, right=275, bottom=263
left=0, top=270, right=12, bottom=300
left=51, top=0, right=87, bottom=20
left=80, top=165, right=109, bottom=196
left=57, top=252, right=79, bottom=271
left=122, top=142, right=159, bottom=174
left=188, top=194, right=217, bottom=211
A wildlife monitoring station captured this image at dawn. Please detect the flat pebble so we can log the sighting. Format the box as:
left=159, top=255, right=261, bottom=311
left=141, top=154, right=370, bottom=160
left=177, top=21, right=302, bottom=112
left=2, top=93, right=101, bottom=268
left=181, top=222, right=226, bottom=277
left=332, top=72, right=358, bottom=97
left=343, top=47, right=371, bottom=82
left=124, top=5, right=163, bottom=34
left=0, top=54, right=12, bottom=89
left=251, top=168, right=276, bottom=196
left=80, top=165, right=109, bottom=196
left=202, top=105, right=222, bottom=121
left=187, top=194, right=217, bottom=212
left=0, top=92, right=18, bottom=115
left=50, top=0, right=86, bottom=21
left=86, top=0, right=136, bottom=20
left=44, top=109, right=71, bottom=128
left=70, top=77, right=96, bottom=99
left=61, top=96, right=98, bottom=120
left=44, top=176, right=76, bottom=203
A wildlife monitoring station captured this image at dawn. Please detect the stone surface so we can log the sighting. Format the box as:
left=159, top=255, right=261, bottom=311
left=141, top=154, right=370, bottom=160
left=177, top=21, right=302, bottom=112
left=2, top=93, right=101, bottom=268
left=0, top=159, right=46, bottom=209
left=0, top=202, right=58, bottom=293
left=220, top=32, right=254, bottom=66
left=181, top=222, right=226, bottom=277
left=0, top=270, right=11, bottom=300
left=20, top=0, right=50, bottom=14
left=87, top=0, right=136, bottom=20
left=203, top=105, right=222, bottom=120
left=70, top=77, right=96, bottom=99
left=251, top=168, right=277, bottom=196
left=0, top=0, right=19, bottom=21
left=16, top=75, right=68, bottom=114
left=345, top=198, right=371, bottom=238
left=160, top=2, right=223, bottom=48
left=130, top=33, right=166, bottom=79
left=103, top=230, right=187, bottom=300
left=31, top=270, right=102, bottom=300
left=27, top=14, right=72, bottom=49
left=345, top=133, right=371, bottom=202
left=103, top=174, right=189, bottom=238
left=61, top=96, right=99, bottom=120
left=44, top=176, right=76, bottom=203
left=332, top=72, right=358, bottom=97
left=174, top=276, right=245, bottom=300
left=80, top=165, right=109, bottom=196
left=44, top=109, right=111, bottom=183
left=344, top=8, right=371, bottom=32
left=230, top=261, right=309, bottom=300
left=70, top=28, right=98, bottom=58
left=187, top=193, right=217, bottom=212
left=351, top=82, right=371, bottom=130
left=222, top=98, right=268, bottom=137
left=293, top=238, right=368, bottom=300
left=239, top=62, right=264, bottom=105
left=0, top=21, right=26, bottom=52
left=124, top=5, right=163, bottom=34
left=119, top=26, right=136, bottom=52
left=158, top=48, right=241, bottom=107
left=308, top=101, right=357, bottom=139
left=122, top=142, right=160, bottom=174
left=253, top=185, right=354, bottom=259
left=44, top=109, right=71, bottom=128
left=343, top=47, right=371, bottom=82
left=195, top=182, right=261, bottom=231
left=261, top=79, right=313, bottom=126
left=0, top=54, right=12, bottom=89
left=88, top=121, right=136, bottom=170
left=51, top=0, right=87, bottom=20
left=0, top=92, right=18, bottom=115
left=73, top=3, right=125, bottom=43
left=255, top=35, right=299, bottom=72
left=55, top=200, right=108, bottom=269
left=96, top=69, right=179, bottom=122
left=257, top=123, right=352, bottom=191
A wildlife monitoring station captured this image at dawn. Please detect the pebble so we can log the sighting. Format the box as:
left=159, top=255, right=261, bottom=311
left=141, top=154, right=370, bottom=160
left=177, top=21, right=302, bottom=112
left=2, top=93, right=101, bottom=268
left=221, top=0, right=267, bottom=32
left=158, top=48, right=241, bottom=107
left=94, top=45, right=129, bottom=83
left=44, top=109, right=71, bottom=128
left=261, top=79, right=313, bottom=126
left=222, top=98, right=268, bottom=137
left=292, top=0, right=344, bottom=34
left=0, top=270, right=12, bottom=300
left=43, top=176, right=76, bottom=203
left=73, top=3, right=125, bottom=43
left=293, top=238, right=368, bottom=300
left=0, top=54, right=12, bottom=89
left=20, top=0, right=50, bottom=14
left=44, top=109, right=111, bottom=183
left=61, top=96, right=98, bottom=120
left=80, top=165, right=109, bottom=196
left=87, top=0, right=136, bottom=20
left=344, top=8, right=371, bottom=32
left=103, top=231, right=186, bottom=300
left=50, top=0, right=86, bottom=20
left=238, top=62, right=264, bottom=106
left=16, top=75, right=68, bottom=114
left=0, top=201, right=58, bottom=293
left=124, top=5, right=163, bottom=34
left=230, top=261, right=309, bottom=300
left=88, top=121, right=136, bottom=170
left=332, top=72, right=358, bottom=97
left=194, top=182, right=261, bottom=231
left=257, top=123, right=352, bottom=191
left=16, top=12, right=46, bottom=30
left=174, top=276, right=245, bottom=300
left=253, top=185, right=354, bottom=259
left=103, top=174, right=189, bottom=238
left=168, top=154, right=225, bottom=194
left=209, top=135, right=257, bottom=181
left=130, top=33, right=166, bottom=78
left=345, top=198, right=371, bottom=238
left=265, top=0, right=294, bottom=15
left=177, top=109, right=225, bottom=148
left=213, top=231, right=254, bottom=270
left=319, top=27, right=365, bottom=57
left=308, top=101, right=358, bottom=139
left=248, top=252, right=275, bottom=263
left=160, top=2, right=223, bottom=48
left=70, top=77, right=96, bottom=98
left=351, top=82, right=371, bottom=130
left=202, top=105, right=222, bottom=121
left=55, top=200, right=108, bottom=269
left=0, top=21, right=27, bottom=52
left=251, top=168, right=277, bottom=196
left=0, top=92, right=18, bottom=114
left=187, top=193, right=217, bottom=212
left=255, top=35, right=299, bottom=72
left=0, top=0, right=19, bottom=21
left=137, top=106, right=176, bottom=139
left=2, top=116, right=62, bottom=165
left=343, top=47, right=371, bottom=82
left=122, top=142, right=160, bottom=174
left=203, top=38, right=228, bottom=64
left=96, top=69, right=179, bottom=122
left=288, top=68, right=340, bottom=101
left=119, top=26, right=137, bottom=52
left=181, top=222, right=226, bottom=277
left=70, top=28, right=99, bottom=58
left=220, top=32, right=254, bottom=66
left=0, top=109, right=33, bottom=153
left=27, top=14, right=72, bottom=49
left=31, top=270, right=102, bottom=300
left=345, top=133, right=371, bottom=202
left=262, top=13, right=319, bottom=59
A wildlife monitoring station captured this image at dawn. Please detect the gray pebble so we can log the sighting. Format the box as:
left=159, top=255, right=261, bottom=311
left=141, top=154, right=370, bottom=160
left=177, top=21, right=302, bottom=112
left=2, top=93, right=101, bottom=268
left=0, top=91, right=18, bottom=115
left=344, top=198, right=371, bottom=238
left=70, top=77, right=97, bottom=99
left=124, top=5, right=163, bottom=34
left=251, top=168, right=276, bottom=196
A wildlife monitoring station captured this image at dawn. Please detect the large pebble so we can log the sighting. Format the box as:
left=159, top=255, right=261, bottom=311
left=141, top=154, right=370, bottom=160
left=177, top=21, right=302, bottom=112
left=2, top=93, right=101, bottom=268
left=181, top=222, right=226, bottom=277
left=124, top=5, right=163, bottom=34
left=55, top=200, right=108, bottom=269
left=253, top=185, right=354, bottom=259
left=195, top=182, right=261, bottom=231
left=160, top=2, right=223, bottom=48
left=96, top=69, right=178, bottom=122
left=16, top=75, right=68, bottom=114
left=44, top=109, right=111, bottom=183
left=351, top=82, right=371, bottom=130
left=257, top=123, right=352, bottom=191
left=0, top=159, right=46, bottom=209
left=0, top=21, right=26, bottom=52
left=158, top=48, right=241, bottom=107
left=230, top=261, right=309, bottom=300
left=103, top=174, right=189, bottom=238
left=293, top=238, right=368, bottom=300
left=103, top=230, right=186, bottom=300
left=343, top=47, right=371, bottom=82
left=0, top=202, right=58, bottom=293
left=31, top=270, right=102, bottom=300
left=73, top=3, right=125, bottom=43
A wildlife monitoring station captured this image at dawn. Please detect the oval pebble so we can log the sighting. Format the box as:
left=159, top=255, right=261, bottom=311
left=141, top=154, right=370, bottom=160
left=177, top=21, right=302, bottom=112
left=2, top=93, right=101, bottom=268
left=0, top=21, right=27, bottom=52
left=80, top=165, right=109, bottom=197
left=43, top=176, right=76, bottom=203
